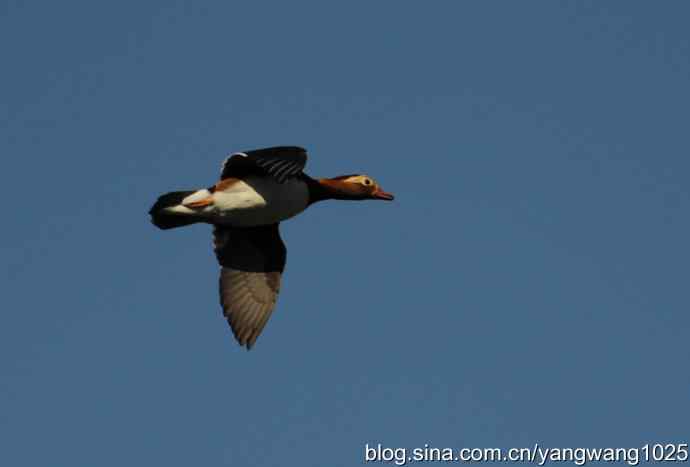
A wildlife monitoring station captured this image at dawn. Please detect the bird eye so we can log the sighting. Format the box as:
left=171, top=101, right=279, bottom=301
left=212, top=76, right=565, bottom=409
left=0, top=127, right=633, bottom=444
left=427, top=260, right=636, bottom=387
left=363, top=178, right=373, bottom=186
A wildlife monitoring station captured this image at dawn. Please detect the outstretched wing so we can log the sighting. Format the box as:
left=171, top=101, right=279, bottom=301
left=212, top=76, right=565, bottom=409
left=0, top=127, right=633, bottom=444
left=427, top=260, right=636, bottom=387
left=220, top=146, right=308, bottom=183
left=213, top=224, right=287, bottom=349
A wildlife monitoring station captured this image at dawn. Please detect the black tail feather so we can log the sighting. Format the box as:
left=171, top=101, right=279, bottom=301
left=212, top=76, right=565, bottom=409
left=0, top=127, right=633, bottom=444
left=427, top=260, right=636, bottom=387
left=149, top=190, right=199, bottom=230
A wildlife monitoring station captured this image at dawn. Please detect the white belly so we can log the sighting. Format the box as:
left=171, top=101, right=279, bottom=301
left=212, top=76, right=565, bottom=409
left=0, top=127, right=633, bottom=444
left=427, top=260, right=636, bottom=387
left=211, top=177, right=309, bottom=226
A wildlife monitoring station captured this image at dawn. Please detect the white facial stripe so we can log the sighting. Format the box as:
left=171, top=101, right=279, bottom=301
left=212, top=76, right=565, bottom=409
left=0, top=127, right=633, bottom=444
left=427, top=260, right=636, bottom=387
left=346, top=175, right=375, bottom=184
left=232, top=152, right=248, bottom=158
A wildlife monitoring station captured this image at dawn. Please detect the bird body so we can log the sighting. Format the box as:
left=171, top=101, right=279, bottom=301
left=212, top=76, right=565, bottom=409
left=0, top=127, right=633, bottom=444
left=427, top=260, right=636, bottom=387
left=160, top=176, right=310, bottom=227
left=149, top=146, right=394, bottom=349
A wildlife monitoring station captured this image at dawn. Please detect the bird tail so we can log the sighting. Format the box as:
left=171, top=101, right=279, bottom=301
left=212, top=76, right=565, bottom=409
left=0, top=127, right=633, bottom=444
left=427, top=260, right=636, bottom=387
left=149, top=190, right=201, bottom=230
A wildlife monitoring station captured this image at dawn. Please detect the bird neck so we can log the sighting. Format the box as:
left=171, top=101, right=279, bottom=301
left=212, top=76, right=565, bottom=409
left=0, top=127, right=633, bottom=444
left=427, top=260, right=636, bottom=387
left=307, top=177, right=362, bottom=204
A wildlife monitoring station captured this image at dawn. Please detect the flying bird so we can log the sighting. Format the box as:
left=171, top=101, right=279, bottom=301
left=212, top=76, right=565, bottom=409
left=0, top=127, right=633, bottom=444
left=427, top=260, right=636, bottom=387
left=149, top=146, right=394, bottom=349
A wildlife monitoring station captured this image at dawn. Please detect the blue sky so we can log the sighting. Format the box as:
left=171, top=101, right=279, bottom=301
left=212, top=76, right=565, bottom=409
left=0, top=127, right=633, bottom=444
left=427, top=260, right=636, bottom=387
left=1, top=1, right=689, bottom=465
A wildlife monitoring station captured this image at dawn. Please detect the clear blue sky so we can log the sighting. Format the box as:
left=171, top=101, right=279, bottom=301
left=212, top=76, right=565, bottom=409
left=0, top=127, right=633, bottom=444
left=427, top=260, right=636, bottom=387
left=2, top=1, right=689, bottom=466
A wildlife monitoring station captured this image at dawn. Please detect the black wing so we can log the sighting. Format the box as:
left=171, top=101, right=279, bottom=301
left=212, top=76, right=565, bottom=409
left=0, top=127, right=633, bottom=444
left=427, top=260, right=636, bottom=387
left=220, top=146, right=308, bottom=183
left=213, top=224, right=287, bottom=349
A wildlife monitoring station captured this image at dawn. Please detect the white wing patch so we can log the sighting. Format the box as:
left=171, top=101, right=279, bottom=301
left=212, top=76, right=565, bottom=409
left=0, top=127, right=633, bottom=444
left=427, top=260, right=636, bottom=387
left=181, top=189, right=213, bottom=205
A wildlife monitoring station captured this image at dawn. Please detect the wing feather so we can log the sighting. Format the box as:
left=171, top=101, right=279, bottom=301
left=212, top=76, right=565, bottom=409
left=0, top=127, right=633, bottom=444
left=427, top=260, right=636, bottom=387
left=213, top=225, right=286, bottom=349
left=220, top=146, right=308, bottom=183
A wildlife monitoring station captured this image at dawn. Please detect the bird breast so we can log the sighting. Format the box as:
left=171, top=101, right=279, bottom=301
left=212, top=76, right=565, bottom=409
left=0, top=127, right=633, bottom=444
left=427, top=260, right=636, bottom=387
left=212, top=176, right=309, bottom=226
